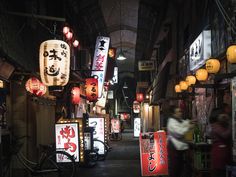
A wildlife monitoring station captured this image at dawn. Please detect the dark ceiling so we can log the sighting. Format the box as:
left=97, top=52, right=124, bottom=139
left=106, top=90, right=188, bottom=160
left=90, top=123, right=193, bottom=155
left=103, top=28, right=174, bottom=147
left=2, top=0, right=170, bottom=106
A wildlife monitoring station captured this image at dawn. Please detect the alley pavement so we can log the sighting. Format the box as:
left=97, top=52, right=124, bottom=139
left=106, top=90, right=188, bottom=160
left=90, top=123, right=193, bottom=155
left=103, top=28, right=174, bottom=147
left=78, top=129, right=141, bottom=177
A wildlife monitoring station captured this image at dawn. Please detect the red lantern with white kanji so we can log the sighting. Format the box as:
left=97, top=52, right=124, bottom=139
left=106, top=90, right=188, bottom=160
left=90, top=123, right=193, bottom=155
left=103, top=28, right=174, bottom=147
left=71, top=87, right=80, bottom=104
left=25, top=77, right=41, bottom=94
left=39, top=40, right=70, bottom=86
left=85, top=78, right=98, bottom=102
left=35, top=82, right=47, bottom=96
left=136, top=93, right=144, bottom=102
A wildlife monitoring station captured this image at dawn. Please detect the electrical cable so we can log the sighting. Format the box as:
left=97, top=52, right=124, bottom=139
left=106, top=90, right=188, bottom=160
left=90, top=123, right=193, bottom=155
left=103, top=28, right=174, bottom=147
left=122, top=88, right=132, bottom=109
left=214, top=0, right=236, bottom=34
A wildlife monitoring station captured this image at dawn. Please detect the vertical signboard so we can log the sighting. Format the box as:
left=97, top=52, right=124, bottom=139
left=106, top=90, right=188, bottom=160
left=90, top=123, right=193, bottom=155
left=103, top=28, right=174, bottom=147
left=134, top=117, right=141, bottom=137
left=89, top=117, right=105, bottom=155
left=139, top=131, right=168, bottom=176
left=232, top=77, right=236, bottom=162
left=189, top=30, right=211, bottom=71
left=55, top=123, right=79, bottom=162
left=111, top=119, right=120, bottom=133
left=91, top=36, right=110, bottom=98
left=84, top=132, right=91, bottom=150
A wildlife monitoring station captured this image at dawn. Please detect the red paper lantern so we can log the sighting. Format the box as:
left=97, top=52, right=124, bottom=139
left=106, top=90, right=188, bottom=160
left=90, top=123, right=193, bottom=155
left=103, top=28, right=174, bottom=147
left=71, top=87, right=80, bottom=104
left=136, top=93, right=144, bottom=102
left=35, top=82, right=47, bottom=96
left=85, top=78, right=98, bottom=102
left=25, top=77, right=41, bottom=94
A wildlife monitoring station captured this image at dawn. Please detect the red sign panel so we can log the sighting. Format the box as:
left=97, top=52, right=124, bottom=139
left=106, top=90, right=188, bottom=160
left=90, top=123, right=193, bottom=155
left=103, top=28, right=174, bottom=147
left=139, top=131, right=168, bottom=176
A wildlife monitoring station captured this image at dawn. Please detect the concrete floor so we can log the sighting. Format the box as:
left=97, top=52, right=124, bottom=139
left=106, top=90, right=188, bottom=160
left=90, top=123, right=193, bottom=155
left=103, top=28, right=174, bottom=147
left=78, top=129, right=141, bottom=177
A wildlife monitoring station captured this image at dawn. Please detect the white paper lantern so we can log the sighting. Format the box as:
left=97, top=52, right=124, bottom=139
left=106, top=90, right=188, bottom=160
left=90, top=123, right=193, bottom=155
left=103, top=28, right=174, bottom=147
left=39, top=40, right=70, bottom=86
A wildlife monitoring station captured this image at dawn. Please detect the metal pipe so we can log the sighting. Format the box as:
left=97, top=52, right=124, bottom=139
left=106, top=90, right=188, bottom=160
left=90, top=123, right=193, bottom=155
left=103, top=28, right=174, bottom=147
left=5, top=11, right=66, bottom=22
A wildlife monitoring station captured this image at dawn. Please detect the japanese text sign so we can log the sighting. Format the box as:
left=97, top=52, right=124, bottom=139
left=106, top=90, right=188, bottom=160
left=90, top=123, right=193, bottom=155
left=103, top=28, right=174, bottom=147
left=91, top=36, right=110, bottom=98
left=111, top=119, right=120, bottom=133
left=189, top=30, right=211, bottom=71
left=55, top=123, right=79, bottom=162
left=88, top=117, right=105, bottom=155
left=39, top=40, right=70, bottom=86
left=85, top=78, right=98, bottom=102
left=139, top=131, right=168, bottom=176
left=134, top=117, right=141, bottom=137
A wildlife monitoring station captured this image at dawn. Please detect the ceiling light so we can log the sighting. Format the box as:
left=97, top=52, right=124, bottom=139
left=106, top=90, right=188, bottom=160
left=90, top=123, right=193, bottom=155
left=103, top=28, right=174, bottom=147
left=117, top=50, right=127, bottom=60
left=116, top=0, right=126, bottom=61
left=123, top=82, right=128, bottom=89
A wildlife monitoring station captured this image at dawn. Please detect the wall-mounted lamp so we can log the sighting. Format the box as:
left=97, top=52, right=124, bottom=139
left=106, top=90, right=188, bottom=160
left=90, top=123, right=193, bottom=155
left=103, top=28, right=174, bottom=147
left=123, top=82, right=128, bottom=89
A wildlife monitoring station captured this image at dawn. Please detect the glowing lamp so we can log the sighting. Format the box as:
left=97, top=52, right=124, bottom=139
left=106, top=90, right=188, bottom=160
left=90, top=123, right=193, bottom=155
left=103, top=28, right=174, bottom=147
left=205, top=59, right=220, bottom=73
left=175, top=84, right=181, bottom=93
left=226, top=45, right=236, bottom=63
left=85, top=78, right=98, bottom=102
left=179, top=81, right=188, bottom=90
left=136, top=93, right=144, bottom=102
left=63, top=26, right=70, bottom=35
left=66, top=32, right=73, bottom=40
left=25, top=77, right=41, bottom=94
left=35, top=82, right=47, bottom=96
left=73, top=40, right=79, bottom=47
left=196, top=68, right=208, bottom=81
left=186, top=75, right=196, bottom=86
left=39, top=40, right=70, bottom=86
left=71, top=87, right=80, bottom=104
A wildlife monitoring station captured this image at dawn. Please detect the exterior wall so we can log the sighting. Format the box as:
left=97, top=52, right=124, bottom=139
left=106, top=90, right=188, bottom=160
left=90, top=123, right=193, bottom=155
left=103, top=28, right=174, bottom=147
left=9, top=81, right=55, bottom=163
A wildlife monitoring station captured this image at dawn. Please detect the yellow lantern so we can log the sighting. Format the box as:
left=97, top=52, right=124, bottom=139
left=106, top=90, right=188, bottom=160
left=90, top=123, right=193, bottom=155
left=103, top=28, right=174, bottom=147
left=205, top=59, right=220, bottom=73
left=179, top=81, right=188, bottom=90
left=196, top=68, right=208, bottom=81
left=226, top=45, right=236, bottom=63
left=185, top=75, right=196, bottom=86
left=175, top=84, right=181, bottom=93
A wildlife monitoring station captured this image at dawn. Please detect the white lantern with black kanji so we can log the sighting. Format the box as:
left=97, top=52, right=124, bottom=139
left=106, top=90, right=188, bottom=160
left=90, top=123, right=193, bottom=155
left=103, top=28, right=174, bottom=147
left=39, top=40, right=70, bottom=86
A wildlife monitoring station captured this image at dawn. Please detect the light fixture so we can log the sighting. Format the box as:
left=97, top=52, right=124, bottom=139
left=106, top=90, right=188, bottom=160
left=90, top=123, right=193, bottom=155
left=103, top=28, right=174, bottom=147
left=117, top=0, right=126, bottom=60
left=123, top=82, right=128, bottom=89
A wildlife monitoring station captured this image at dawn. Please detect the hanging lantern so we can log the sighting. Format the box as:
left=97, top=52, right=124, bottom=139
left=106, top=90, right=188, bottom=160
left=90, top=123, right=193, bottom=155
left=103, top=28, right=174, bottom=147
left=226, top=45, right=236, bottom=63
left=205, top=58, right=220, bottom=73
left=73, top=40, right=79, bottom=47
left=136, top=93, right=144, bottom=102
left=35, top=82, right=47, bottom=96
left=71, top=87, right=80, bottom=104
left=179, top=81, right=188, bottom=90
left=66, top=32, right=73, bottom=40
left=186, top=75, right=196, bottom=86
left=196, top=68, right=208, bottom=81
left=25, top=77, right=41, bottom=94
left=63, top=26, right=70, bottom=35
left=175, top=84, right=181, bottom=93
left=85, top=78, right=98, bottom=102
left=39, top=40, right=70, bottom=86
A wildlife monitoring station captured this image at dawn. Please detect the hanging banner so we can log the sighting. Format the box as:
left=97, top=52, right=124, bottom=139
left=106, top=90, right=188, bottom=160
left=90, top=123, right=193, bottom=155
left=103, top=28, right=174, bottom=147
left=88, top=117, right=105, bottom=155
left=91, top=36, right=110, bottom=98
left=111, top=119, right=120, bottom=133
left=134, top=117, right=141, bottom=137
left=139, top=131, right=168, bottom=176
left=55, top=123, right=79, bottom=162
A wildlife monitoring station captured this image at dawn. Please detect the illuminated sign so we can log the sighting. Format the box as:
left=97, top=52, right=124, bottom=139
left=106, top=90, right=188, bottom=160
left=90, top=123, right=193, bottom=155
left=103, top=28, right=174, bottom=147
left=84, top=132, right=91, bottom=150
left=111, top=119, right=120, bottom=133
left=134, top=118, right=141, bottom=137
left=111, top=67, right=118, bottom=84
left=91, top=36, right=110, bottom=97
left=133, top=100, right=141, bottom=113
left=55, top=123, right=79, bottom=162
left=138, top=60, right=155, bottom=71
left=189, top=30, right=211, bottom=71
left=140, top=131, right=168, bottom=176
left=88, top=117, right=105, bottom=155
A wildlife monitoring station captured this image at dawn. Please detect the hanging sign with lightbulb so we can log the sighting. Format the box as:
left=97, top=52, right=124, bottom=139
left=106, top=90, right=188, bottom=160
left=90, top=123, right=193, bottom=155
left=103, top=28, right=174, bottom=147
left=91, top=36, right=110, bottom=98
